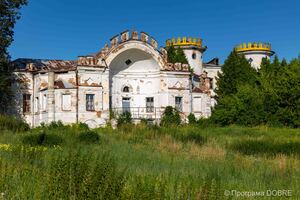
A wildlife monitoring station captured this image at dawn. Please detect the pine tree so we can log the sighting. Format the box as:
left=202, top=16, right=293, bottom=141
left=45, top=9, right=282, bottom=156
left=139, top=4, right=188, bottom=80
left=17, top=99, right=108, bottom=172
left=215, top=50, right=257, bottom=99
left=167, top=45, right=176, bottom=63
left=175, top=47, right=188, bottom=64
left=166, top=45, right=188, bottom=64
left=211, top=50, right=264, bottom=126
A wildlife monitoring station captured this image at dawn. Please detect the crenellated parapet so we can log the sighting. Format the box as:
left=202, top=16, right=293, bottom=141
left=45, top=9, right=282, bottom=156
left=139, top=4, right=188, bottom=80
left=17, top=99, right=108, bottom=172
left=77, top=56, right=97, bottom=66
left=235, top=42, right=272, bottom=52
left=77, top=30, right=193, bottom=72
left=161, top=63, right=190, bottom=72
left=96, top=30, right=160, bottom=59
left=166, top=37, right=203, bottom=47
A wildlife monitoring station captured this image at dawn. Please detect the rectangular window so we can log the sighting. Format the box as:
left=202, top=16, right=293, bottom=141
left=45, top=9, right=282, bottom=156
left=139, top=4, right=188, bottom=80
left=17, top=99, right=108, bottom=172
left=193, top=97, right=202, bottom=112
left=62, top=94, right=71, bottom=111
left=175, top=96, right=182, bottom=112
left=86, top=94, right=95, bottom=111
left=35, top=97, right=39, bottom=112
left=42, top=94, right=47, bottom=111
left=23, top=94, right=31, bottom=113
left=146, top=97, right=154, bottom=113
left=209, top=78, right=213, bottom=89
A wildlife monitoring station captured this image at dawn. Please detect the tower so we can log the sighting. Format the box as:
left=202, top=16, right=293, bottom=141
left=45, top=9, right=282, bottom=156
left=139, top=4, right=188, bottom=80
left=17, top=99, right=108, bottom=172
left=235, top=42, right=275, bottom=70
left=166, top=37, right=207, bottom=75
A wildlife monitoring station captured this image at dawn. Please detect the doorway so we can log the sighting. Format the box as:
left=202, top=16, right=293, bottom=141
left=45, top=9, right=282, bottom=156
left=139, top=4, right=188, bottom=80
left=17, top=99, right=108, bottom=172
left=122, top=97, right=131, bottom=113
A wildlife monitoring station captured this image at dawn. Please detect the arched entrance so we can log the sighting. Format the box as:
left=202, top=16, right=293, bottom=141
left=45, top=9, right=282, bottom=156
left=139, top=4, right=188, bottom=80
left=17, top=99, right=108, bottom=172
left=103, top=41, right=164, bottom=117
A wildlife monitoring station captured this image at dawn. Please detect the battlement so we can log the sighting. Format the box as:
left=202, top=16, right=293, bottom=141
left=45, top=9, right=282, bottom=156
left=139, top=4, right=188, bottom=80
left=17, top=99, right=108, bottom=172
left=235, top=42, right=272, bottom=52
left=166, top=37, right=203, bottom=47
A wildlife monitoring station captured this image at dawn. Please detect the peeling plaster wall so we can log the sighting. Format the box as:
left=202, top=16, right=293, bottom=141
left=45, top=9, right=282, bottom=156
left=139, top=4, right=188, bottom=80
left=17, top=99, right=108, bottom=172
left=109, top=48, right=162, bottom=114
left=183, top=49, right=203, bottom=75
left=12, top=37, right=217, bottom=127
left=203, top=66, right=221, bottom=96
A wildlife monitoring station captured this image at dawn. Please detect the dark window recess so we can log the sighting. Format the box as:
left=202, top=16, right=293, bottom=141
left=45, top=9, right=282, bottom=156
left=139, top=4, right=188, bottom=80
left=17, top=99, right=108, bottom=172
left=248, top=58, right=253, bottom=63
left=86, top=94, right=95, bottom=111
left=125, top=59, right=132, bottom=65
left=209, top=78, right=213, bottom=89
left=175, top=97, right=183, bottom=112
left=123, top=86, right=130, bottom=93
left=192, top=53, right=197, bottom=59
left=23, top=94, right=31, bottom=113
left=146, top=97, right=154, bottom=112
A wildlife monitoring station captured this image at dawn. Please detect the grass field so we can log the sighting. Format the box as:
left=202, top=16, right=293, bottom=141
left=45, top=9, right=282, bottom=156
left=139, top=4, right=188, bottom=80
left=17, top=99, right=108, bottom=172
left=0, top=123, right=299, bottom=199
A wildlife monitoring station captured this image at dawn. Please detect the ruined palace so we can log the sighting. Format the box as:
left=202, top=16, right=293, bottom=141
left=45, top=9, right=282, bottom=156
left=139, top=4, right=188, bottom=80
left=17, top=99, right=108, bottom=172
left=11, top=30, right=274, bottom=127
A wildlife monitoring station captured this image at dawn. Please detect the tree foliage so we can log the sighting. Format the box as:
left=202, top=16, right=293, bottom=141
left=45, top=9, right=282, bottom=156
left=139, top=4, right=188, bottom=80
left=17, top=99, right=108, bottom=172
left=160, top=106, right=181, bottom=127
left=212, top=51, right=300, bottom=128
left=167, top=45, right=188, bottom=64
left=0, top=0, right=27, bottom=113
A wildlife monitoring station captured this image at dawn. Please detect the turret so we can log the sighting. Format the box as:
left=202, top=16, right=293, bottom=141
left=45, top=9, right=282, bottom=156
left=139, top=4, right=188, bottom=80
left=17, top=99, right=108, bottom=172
left=235, top=42, right=275, bottom=70
left=166, top=37, right=207, bottom=75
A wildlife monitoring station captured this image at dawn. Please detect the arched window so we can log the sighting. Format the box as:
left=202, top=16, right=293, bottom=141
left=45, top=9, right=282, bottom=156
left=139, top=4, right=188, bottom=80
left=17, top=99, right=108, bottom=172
left=123, top=86, right=130, bottom=93
left=192, top=53, right=197, bottom=60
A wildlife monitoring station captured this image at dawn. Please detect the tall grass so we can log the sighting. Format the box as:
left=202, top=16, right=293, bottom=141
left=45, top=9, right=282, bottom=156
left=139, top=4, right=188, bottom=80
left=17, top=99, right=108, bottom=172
left=0, top=121, right=299, bottom=199
left=0, top=115, right=29, bottom=132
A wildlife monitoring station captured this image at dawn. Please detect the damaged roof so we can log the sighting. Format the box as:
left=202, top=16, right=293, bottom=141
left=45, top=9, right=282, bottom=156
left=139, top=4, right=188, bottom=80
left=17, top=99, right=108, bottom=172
left=55, top=79, right=76, bottom=89
left=12, top=58, right=77, bottom=72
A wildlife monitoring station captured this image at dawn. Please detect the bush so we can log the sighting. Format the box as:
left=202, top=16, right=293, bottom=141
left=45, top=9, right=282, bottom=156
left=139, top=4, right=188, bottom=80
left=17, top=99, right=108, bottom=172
left=22, top=131, right=64, bottom=146
left=160, top=106, right=181, bottom=127
left=188, top=113, right=197, bottom=124
left=72, top=122, right=89, bottom=131
left=231, top=140, right=300, bottom=156
left=78, top=131, right=100, bottom=144
left=0, top=115, right=30, bottom=132
left=117, top=111, right=132, bottom=126
left=48, top=121, right=65, bottom=129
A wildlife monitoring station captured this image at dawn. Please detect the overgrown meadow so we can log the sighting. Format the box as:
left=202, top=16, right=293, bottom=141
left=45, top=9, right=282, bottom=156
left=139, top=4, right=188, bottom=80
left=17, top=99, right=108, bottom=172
left=0, top=117, right=299, bottom=199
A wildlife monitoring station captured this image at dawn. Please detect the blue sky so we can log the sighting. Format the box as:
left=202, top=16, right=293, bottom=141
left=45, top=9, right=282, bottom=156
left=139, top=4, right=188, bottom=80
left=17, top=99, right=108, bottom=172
left=9, top=0, right=300, bottom=63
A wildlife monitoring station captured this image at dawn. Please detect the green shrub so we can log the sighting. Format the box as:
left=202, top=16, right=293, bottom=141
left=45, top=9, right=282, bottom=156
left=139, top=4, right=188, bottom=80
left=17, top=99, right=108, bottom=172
left=48, top=121, right=65, bottom=129
left=231, top=140, right=300, bottom=156
left=0, top=115, right=30, bottom=132
left=159, top=126, right=206, bottom=145
left=197, top=117, right=215, bottom=128
left=22, top=131, right=64, bottom=146
left=188, top=113, right=197, bottom=124
left=160, top=106, right=181, bottom=127
left=117, top=111, right=132, bottom=126
left=72, top=122, right=89, bottom=131
left=78, top=131, right=100, bottom=144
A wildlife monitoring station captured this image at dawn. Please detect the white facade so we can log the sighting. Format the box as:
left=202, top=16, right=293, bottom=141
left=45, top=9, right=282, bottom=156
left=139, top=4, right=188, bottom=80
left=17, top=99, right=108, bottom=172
left=243, top=51, right=273, bottom=70
left=12, top=30, right=222, bottom=127
left=235, top=43, right=275, bottom=70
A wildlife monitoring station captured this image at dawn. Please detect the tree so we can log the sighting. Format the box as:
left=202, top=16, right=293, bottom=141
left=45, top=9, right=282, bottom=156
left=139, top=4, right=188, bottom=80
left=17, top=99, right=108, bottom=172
left=160, top=106, right=181, bottom=127
left=215, top=51, right=258, bottom=99
left=0, top=0, right=27, bottom=113
left=167, top=45, right=188, bottom=64
left=188, top=113, right=197, bottom=124
left=212, top=50, right=300, bottom=128
left=175, top=47, right=188, bottom=64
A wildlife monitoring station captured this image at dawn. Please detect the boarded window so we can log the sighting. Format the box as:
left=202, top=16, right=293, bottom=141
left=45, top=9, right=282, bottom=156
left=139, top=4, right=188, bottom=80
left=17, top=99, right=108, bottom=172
left=42, top=94, right=47, bottom=111
left=62, top=94, right=71, bottom=111
left=86, top=94, right=95, bottom=111
left=23, top=94, right=31, bottom=113
left=146, top=97, right=154, bottom=113
left=193, top=97, right=202, bottom=112
left=175, top=97, right=182, bottom=112
left=35, top=97, right=39, bottom=112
